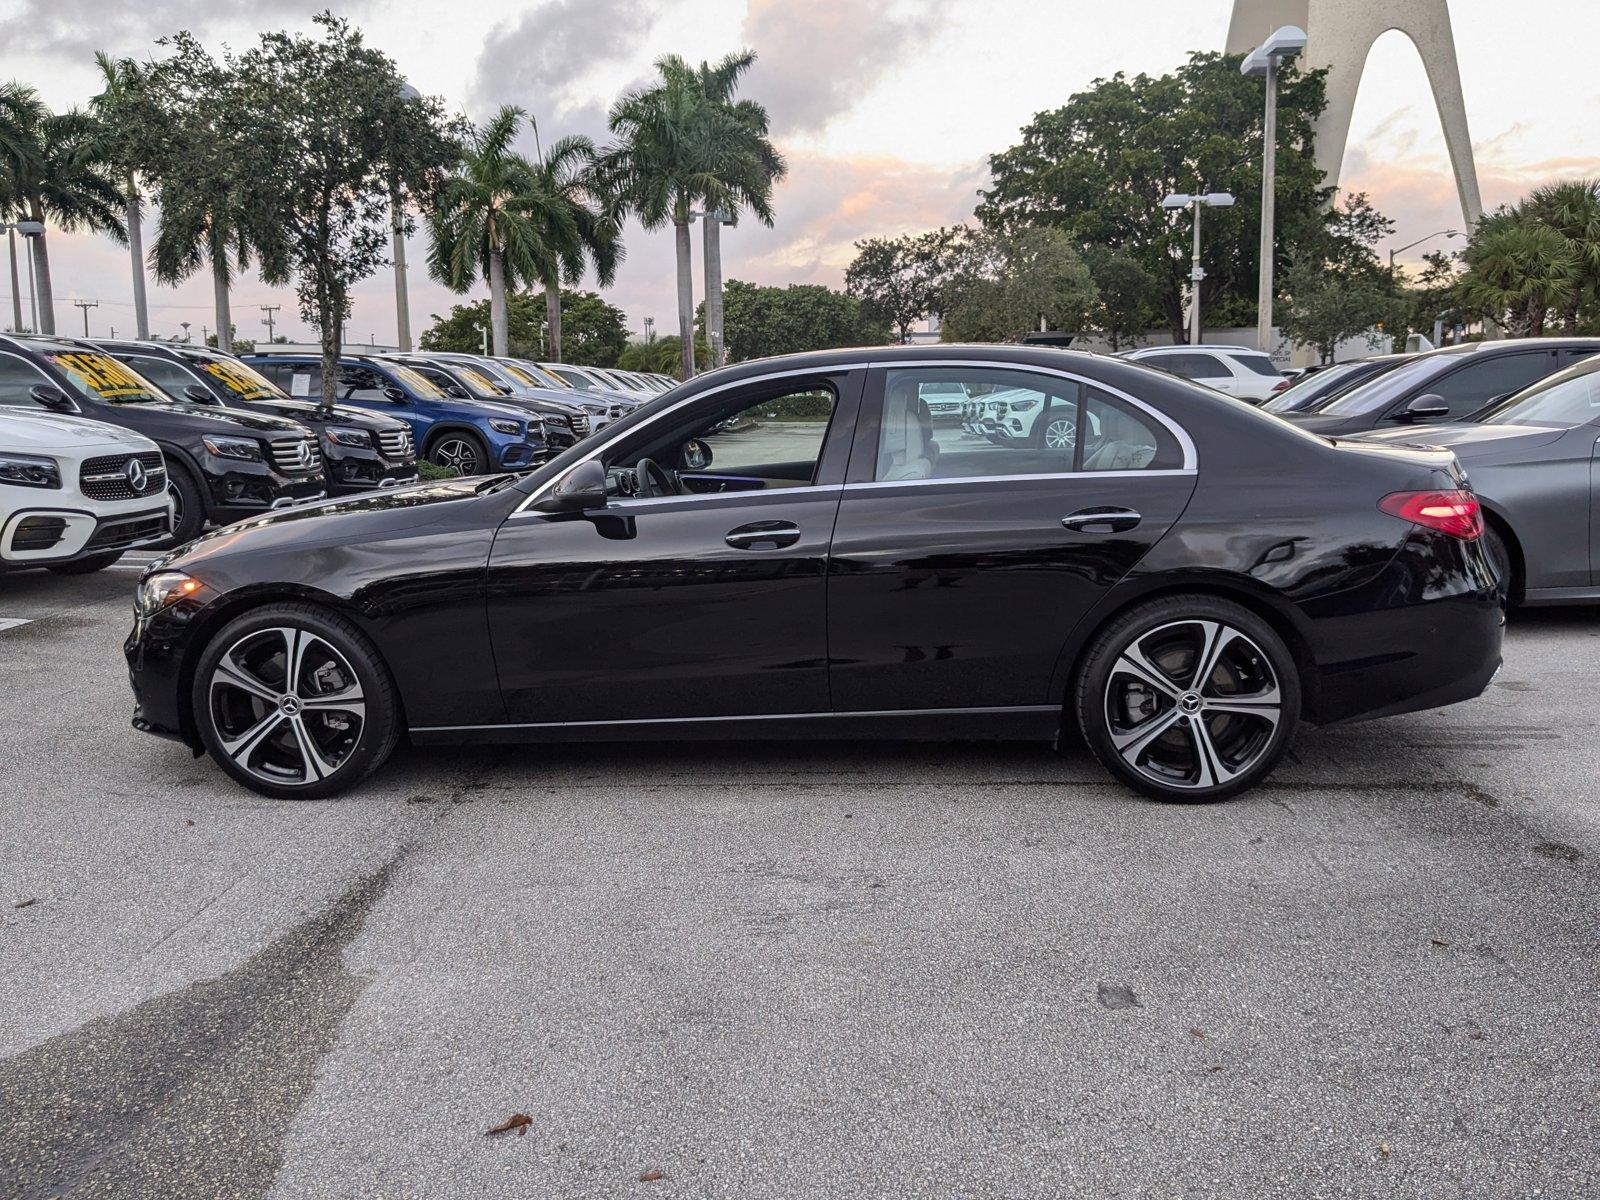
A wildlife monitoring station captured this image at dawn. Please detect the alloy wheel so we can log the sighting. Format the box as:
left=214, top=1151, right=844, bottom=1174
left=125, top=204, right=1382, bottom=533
left=1103, top=619, right=1283, bottom=791
left=434, top=438, right=480, bottom=474
left=207, top=626, right=366, bottom=787
left=168, top=480, right=184, bottom=530
left=1042, top=416, right=1076, bottom=451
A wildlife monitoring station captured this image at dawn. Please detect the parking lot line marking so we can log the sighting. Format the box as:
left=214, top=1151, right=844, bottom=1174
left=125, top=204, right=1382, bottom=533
left=0, top=618, right=34, bottom=633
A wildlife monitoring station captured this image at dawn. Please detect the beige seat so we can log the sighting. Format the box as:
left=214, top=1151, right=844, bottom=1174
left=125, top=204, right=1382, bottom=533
left=877, top=379, right=936, bottom=481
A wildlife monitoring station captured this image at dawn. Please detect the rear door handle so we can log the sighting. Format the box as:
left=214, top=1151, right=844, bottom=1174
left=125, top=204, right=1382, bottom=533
left=725, top=520, right=801, bottom=550
left=1062, top=507, right=1142, bottom=533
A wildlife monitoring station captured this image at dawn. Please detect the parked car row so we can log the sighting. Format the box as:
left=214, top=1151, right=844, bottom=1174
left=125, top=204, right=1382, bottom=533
left=1, top=332, right=675, bottom=569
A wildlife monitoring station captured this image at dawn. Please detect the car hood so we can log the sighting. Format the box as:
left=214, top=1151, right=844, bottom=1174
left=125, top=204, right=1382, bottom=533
left=236, top=398, right=409, bottom=432
left=159, top=476, right=501, bottom=570
left=0, top=409, right=155, bottom=452
left=1351, top=421, right=1567, bottom=458
left=163, top=400, right=310, bottom=436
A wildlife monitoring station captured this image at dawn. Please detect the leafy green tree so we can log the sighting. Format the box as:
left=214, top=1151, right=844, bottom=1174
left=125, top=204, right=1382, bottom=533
left=0, top=93, right=124, bottom=335
left=844, top=228, right=960, bottom=342
left=977, top=51, right=1331, bottom=340
left=940, top=226, right=1097, bottom=343
left=1276, top=193, right=1401, bottom=362
left=419, top=288, right=628, bottom=365
left=1084, top=248, right=1162, bottom=349
left=699, top=278, right=879, bottom=361
left=602, top=51, right=785, bottom=379
left=240, top=14, right=453, bottom=404
left=1516, top=179, right=1600, bottom=332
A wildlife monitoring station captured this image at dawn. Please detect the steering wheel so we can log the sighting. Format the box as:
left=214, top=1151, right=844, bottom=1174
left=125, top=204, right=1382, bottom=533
left=633, top=457, right=680, bottom=498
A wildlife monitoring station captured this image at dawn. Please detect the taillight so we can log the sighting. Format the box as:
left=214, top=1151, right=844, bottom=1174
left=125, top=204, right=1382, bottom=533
left=1378, top=489, right=1483, bottom=539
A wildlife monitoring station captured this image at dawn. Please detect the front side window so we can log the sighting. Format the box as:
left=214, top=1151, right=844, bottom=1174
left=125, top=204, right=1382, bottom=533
left=551, top=367, right=591, bottom=389
left=123, top=355, right=204, bottom=399
left=276, top=364, right=322, bottom=397
left=1426, top=352, right=1557, bottom=417
left=45, top=351, right=167, bottom=404
left=1481, top=360, right=1600, bottom=426
left=0, top=352, right=54, bottom=406
left=602, top=383, right=838, bottom=498
left=873, top=367, right=1181, bottom=482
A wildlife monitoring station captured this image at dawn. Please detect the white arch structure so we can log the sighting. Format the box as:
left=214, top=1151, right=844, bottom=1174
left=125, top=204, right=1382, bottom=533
left=1226, top=0, right=1483, bottom=226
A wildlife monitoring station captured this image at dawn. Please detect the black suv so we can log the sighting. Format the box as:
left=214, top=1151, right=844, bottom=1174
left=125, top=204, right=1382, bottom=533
left=1287, top=338, right=1600, bottom=436
left=0, top=334, right=325, bottom=543
left=94, top=340, right=419, bottom=497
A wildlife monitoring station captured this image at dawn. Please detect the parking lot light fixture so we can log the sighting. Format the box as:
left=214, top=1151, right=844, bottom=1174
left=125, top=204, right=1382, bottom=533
left=1164, top=193, right=1236, bottom=344
left=1243, top=25, right=1306, bottom=357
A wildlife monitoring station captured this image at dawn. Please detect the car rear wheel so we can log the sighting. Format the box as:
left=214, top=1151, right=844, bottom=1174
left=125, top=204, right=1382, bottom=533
left=1482, top=523, right=1516, bottom=604
left=1075, top=596, right=1300, bottom=802
left=428, top=431, right=488, bottom=476
left=191, top=602, right=400, bottom=799
left=47, top=551, right=123, bottom=575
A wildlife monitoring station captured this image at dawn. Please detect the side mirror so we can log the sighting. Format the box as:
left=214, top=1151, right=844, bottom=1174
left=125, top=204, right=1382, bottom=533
left=493, top=384, right=513, bottom=395
left=183, top=384, right=220, bottom=405
left=680, top=438, right=712, bottom=470
left=383, top=386, right=409, bottom=403
left=444, top=384, right=470, bottom=400
left=1397, top=393, right=1450, bottom=422
left=29, top=384, right=73, bottom=412
left=535, top=459, right=608, bottom=513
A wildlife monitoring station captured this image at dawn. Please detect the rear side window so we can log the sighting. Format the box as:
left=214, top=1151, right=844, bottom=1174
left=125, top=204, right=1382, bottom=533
left=1151, top=353, right=1229, bottom=380
left=1233, top=355, right=1283, bottom=377
left=871, top=367, right=1182, bottom=483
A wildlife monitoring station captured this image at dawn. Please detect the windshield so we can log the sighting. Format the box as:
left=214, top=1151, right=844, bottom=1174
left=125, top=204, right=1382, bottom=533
left=387, top=364, right=448, bottom=400
left=500, top=362, right=547, bottom=389
left=551, top=366, right=592, bottom=389
left=1479, top=359, right=1600, bottom=426
left=198, top=356, right=283, bottom=401
left=1315, top=354, right=1459, bottom=417
left=46, top=351, right=169, bottom=404
left=450, top=365, right=506, bottom=398
left=520, top=362, right=570, bottom=388
left=1262, top=363, right=1364, bottom=414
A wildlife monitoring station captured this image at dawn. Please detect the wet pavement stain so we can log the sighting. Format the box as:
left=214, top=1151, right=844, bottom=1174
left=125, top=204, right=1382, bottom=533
left=0, top=849, right=408, bottom=1200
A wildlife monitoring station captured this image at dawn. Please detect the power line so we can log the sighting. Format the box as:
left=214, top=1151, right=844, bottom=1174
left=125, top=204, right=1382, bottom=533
left=71, top=298, right=98, bottom=336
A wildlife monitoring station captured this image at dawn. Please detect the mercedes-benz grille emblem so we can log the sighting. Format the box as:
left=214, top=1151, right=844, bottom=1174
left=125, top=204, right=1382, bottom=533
left=125, top=458, right=148, bottom=492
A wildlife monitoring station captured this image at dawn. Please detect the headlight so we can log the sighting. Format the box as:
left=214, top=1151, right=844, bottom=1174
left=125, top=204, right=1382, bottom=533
left=488, top=418, right=523, bottom=436
left=135, top=570, right=206, bottom=617
left=0, top=452, right=61, bottom=489
left=202, top=435, right=262, bottom=461
left=1009, top=399, right=1039, bottom=412
left=324, top=426, right=372, bottom=448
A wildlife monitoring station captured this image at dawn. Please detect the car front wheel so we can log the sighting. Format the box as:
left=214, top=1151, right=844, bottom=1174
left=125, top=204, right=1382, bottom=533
left=1074, top=596, right=1300, bottom=802
left=428, top=432, right=488, bottom=476
left=191, top=602, right=400, bottom=799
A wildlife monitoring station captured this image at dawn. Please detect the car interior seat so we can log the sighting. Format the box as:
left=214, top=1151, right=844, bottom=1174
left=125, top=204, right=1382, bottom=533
left=878, top=379, right=936, bottom=480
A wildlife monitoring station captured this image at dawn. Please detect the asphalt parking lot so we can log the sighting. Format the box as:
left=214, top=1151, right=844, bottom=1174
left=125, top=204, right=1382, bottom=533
left=1, top=556, right=1596, bottom=1199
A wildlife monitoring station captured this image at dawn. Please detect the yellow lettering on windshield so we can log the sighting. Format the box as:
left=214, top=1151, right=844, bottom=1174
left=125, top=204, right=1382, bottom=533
left=462, top=368, right=498, bottom=392
left=48, top=353, right=158, bottom=401
left=201, top=359, right=277, bottom=401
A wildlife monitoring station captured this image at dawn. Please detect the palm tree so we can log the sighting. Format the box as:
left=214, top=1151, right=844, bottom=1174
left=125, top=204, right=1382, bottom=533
left=0, top=82, right=47, bottom=331
left=1520, top=180, right=1600, bottom=332
left=5, top=101, right=125, bottom=335
left=427, top=106, right=550, bottom=357
left=602, top=51, right=785, bottom=378
left=149, top=184, right=260, bottom=354
left=1458, top=216, right=1578, bottom=337
left=524, top=122, right=622, bottom=362
left=91, top=53, right=152, bottom=340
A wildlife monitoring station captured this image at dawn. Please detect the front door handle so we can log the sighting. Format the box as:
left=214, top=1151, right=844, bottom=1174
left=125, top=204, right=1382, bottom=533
left=1062, top=507, right=1142, bottom=534
left=725, top=520, right=801, bottom=550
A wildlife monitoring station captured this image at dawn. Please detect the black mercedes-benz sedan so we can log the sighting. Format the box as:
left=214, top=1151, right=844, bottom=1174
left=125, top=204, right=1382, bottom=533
left=124, top=346, right=1503, bottom=803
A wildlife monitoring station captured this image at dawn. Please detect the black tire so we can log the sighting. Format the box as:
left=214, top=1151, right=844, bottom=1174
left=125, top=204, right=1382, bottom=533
left=426, top=430, right=489, bottom=477
left=1482, top=522, right=1517, bottom=606
left=1074, top=595, right=1300, bottom=803
left=47, top=551, right=123, bottom=575
left=1034, top=408, right=1077, bottom=453
left=191, top=602, right=401, bottom=800
left=165, top=459, right=206, bottom=545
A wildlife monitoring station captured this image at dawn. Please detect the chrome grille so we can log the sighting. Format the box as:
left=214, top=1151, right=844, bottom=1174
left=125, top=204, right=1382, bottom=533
left=568, top=412, right=590, bottom=436
left=268, top=436, right=323, bottom=474
left=79, top=451, right=166, bottom=501
left=376, top=428, right=414, bottom=461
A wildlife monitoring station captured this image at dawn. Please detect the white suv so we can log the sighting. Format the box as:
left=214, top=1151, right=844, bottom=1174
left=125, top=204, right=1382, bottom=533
left=0, top=410, right=173, bottom=574
left=1121, top=345, right=1285, bottom=403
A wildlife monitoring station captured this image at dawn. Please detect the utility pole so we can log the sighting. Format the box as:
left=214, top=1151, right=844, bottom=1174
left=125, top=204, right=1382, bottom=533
left=72, top=298, right=98, bottom=336
left=260, top=304, right=280, bottom=343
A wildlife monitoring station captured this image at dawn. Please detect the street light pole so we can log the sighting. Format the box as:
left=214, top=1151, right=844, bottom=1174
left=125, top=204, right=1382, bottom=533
left=1243, top=26, right=1306, bottom=357
left=1164, top=192, right=1235, bottom=345
left=391, top=82, right=422, bottom=352
left=1388, top=229, right=1461, bottom=278
left=4, top=227, right=20, bottom=331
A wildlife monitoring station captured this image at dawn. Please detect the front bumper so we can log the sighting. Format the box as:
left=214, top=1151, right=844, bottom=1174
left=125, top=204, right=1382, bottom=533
left=325, top=447, right=420, bottom=495
left=205, top=457, right=327, bottom=522
left=1, top=502, right=172, bottom=565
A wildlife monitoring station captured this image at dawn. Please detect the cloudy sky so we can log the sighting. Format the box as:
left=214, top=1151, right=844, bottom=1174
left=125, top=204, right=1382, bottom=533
left=1, top=0, right=1597, bottom=345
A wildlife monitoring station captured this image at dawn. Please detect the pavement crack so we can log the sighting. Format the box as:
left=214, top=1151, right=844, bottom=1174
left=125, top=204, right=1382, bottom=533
left=0, top=844, right=413, bottom=1200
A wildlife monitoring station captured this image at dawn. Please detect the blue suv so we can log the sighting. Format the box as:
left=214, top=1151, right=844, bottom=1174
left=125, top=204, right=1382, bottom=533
left=241, top=354, right=549, bottom=476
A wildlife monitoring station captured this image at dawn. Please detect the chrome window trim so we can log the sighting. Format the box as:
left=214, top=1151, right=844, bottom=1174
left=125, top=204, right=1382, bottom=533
left=509, top=357, right=1196, bottom=516
left=605, top=483, right=844, bottom=509
left=411, top=702, right=1062, bottom=734
left=843, top=469, right=1196, bottom=492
